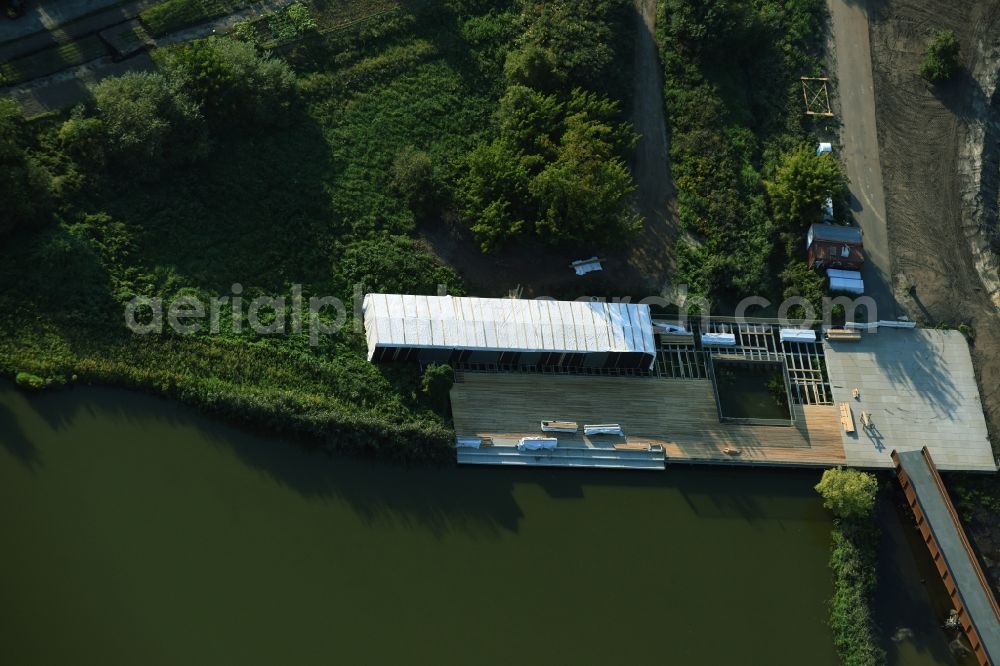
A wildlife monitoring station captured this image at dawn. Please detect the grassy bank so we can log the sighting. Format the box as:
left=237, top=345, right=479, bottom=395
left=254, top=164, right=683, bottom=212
left=829, top=520, right=884, bottom=665
left=816, top=468, right=885, bottom=666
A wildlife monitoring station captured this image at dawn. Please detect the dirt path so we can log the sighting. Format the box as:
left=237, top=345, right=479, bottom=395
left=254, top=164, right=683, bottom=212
left=827, top=0, right=896, bottom=319
left=627, top=0, right=676, bottom=290
left=868, top=0, right=1000, bottom=457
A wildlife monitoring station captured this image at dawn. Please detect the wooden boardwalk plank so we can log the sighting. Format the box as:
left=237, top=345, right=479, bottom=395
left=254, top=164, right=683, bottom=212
left=451, top=374, right=846, bottom=466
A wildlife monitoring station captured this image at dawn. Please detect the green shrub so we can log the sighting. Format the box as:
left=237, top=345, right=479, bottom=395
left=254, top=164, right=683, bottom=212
left=287, top=3, right=317, bottom=33
left=336, top=235, right=464, bottom=297
left=57, top=106, right=106, bottom=168
left=421, top=363, right=454, bottom=415
left=816, top=468, right=884, bottom=665
left=15, top=371, right=46, bottom=391
left=781, top=261, right=826, bottom=317
left=815, top=467, right=878, bottom=520
left=391, top=146, right=440, bottom=219
left=657, top=0, right=827, bottom=304
left=920, top=29, right=960, bottom=83
left=828, top=523, right=884, bottom=666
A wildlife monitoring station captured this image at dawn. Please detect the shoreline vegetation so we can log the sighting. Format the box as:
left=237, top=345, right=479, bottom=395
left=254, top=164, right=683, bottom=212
left=0, top=0, right=638, bottom=461
left=1, top=0, right=844, bottom=461
left=816, top=468, right=885, bottom=666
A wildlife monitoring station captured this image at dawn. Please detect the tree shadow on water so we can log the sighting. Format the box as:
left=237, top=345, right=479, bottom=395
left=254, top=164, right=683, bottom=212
left=0, top=397, right=41, bottom=470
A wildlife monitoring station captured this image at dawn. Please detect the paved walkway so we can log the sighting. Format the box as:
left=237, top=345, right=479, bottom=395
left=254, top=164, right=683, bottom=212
left=827, top=0, right=896, bottom=319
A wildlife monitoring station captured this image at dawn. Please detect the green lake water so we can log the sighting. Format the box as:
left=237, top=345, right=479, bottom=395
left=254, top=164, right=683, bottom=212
left=0, top=382, right=963, bottom=665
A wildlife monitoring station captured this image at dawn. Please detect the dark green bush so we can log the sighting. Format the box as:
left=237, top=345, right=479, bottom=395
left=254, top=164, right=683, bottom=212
left=459, top=88, right=638, bottom=250
left=920, top=29, right=960, bottom=83
left=766, top=144, right=848, bottom=233
left=391, top=146, right=440, bottom=220
left=15, top=371, right=46, bottom=391
left=0, top=99, right=53, bottom=237
left=161, top=37, right=297, bottom=130
left=421, top=363, right=454, bottom=416
left=89, top=71, right=208, bottom=178
left=336, top=235, right=464, bottom=297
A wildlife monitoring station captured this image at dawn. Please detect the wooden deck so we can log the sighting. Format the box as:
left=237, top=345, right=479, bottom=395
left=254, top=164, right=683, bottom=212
left=451, top=373, right=846, bottom=466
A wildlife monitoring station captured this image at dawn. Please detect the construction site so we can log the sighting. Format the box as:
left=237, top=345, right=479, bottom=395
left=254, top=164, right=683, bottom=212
left=363, top=294, right=997, bottom=473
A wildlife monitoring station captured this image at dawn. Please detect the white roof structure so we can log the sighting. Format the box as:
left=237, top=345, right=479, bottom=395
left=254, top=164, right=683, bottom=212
left=363, top=294, right=656, bottom=362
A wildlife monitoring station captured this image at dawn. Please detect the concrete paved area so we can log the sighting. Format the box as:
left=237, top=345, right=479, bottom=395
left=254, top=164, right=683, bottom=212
left=825, top=328, right=996, bottom=471
left=827, top=0, right=896, bottom=319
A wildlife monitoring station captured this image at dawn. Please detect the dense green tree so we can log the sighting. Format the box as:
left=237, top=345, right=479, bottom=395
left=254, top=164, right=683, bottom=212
left=497, top=85, right=562, bottom=155
left=765, top=145, right=847, bottom=232
left=163, top=37, right=297, bottom=129
left=920, top=29, right=960, bottom=83
left=90, top=71, right=206, bottom=177
left=815, top=468, right=878, bottom=520
left=0, top=99, right=53, bottom=236
left=530, top=97, right=638, bottom=243
left=503, top=42, right=561, bottom=92
left=460, top=88, right=637, bottom=250
left=459, top=139, right=531, bottom=251
left=511, top=0, right=626, bottom=92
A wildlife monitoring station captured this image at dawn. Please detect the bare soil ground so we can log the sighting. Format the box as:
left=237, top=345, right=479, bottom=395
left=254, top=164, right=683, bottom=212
left=869, top=0, right=1000, bottom=589
left=626, top=0, right=677, bottom=288
left=870, top=0, right=1000, bottom=450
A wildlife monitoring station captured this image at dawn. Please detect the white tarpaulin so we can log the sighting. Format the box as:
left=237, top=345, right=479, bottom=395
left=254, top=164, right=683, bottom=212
left=571, top=257, right=602, bottom=275
left=828, top=269, right=864, bottom=295
left=363, top=294, right=657, bottom=361
left=584, top=424, right=624, bottom=436
left=779, top=328, right=817, bottom=343
left=517, top=437, right=558, bottom=451
left=702, top=332, right=737, bottom=346
left=816, top=142, right=832, bottom=156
